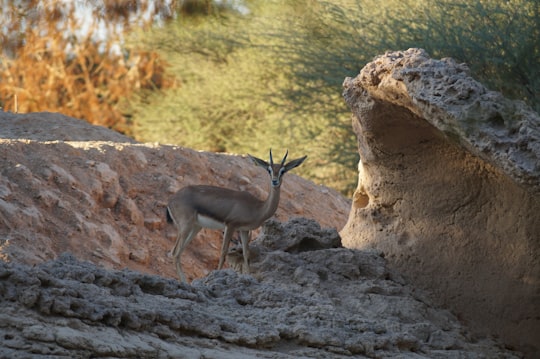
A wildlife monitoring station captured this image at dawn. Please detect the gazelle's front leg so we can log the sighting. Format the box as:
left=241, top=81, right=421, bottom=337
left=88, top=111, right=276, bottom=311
left=218, top=226, right=235, bottom=270
left=239, top=230, right=251, bottom=274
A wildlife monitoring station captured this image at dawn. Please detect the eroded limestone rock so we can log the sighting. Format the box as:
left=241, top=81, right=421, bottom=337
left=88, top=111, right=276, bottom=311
left=341, top=48, right=540, bottom=357
left=0, top=218, right=519, bottom=358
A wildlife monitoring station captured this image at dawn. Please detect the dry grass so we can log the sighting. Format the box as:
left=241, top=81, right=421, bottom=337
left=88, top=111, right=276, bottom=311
left=0, top=1, right=175, bottom=134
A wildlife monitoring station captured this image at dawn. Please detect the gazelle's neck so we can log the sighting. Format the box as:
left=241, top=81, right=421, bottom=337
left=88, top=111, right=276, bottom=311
left=260, top=184, right=281, bottom=223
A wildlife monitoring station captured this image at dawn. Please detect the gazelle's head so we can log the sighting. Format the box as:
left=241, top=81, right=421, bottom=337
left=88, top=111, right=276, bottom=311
left=248, top=149, right=307, bottom=188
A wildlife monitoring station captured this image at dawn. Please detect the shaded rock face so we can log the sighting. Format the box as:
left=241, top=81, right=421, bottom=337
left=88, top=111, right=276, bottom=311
left=340, top=49, right=540, bottom=356
left=0, top=111, right=350, bottom=281
left=0, top=218, right=519, bottom=358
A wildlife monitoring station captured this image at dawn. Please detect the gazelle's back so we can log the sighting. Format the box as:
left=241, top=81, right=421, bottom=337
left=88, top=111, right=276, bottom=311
left=169, top=185, right=265, bottom=227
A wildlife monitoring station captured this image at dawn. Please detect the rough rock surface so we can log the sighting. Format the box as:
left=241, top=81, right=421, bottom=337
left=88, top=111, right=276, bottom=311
left=0, top=218, right=520, bottom=358
left=0, top=111, right=350, bottom=281
left=341, top=48, right=540, bottom=357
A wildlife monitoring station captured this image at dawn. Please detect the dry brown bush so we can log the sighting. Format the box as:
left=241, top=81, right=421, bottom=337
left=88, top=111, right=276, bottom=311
left=0, top=1, right=175, bottom=134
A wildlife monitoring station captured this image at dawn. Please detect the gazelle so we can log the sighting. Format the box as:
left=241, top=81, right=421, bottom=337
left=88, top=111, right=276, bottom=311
left=166, top=150, right=307, bottom=282
left=226, top=235, right=265, bottom=274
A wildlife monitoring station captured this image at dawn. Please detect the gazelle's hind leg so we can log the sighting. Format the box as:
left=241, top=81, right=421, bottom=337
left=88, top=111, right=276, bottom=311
left=173, top=225, right=201, bottom=282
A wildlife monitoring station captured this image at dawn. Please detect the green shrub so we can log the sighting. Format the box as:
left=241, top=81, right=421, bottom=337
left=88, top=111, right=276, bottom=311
left=127, top=0, right=539, bottom=195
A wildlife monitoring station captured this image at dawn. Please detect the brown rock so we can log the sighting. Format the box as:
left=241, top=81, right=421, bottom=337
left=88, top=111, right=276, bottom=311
left=0, top=111, right=350, bottom=282
left=341, top=48, right=540, bottom=357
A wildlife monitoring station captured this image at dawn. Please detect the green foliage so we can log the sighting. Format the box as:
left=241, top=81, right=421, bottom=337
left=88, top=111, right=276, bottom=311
left=127, top=1, right=358, bottom=194
left=127, top=0, right=539, bottom=195
left=288, top=0, right=539, bottom=113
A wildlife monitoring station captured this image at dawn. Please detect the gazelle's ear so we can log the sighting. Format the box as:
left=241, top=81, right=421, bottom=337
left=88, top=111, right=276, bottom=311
left=248, top=154, right=269, bottom=169
left=283, top=155, right=307, bottom=173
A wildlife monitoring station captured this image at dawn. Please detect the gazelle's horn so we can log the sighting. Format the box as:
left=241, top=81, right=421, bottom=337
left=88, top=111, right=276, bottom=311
left=281, top=149, right=289, bottom=166
left=269, top=149, right=274, bottom=166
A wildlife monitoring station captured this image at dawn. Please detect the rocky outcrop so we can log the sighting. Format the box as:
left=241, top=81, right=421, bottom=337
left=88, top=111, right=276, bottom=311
left=341, top=48, right=540, bottom=357
left=0, top=218, right=519, bottom=358
left=0, top=111, right=350, bottom=281
left=1, top=51, right=536, bottom=357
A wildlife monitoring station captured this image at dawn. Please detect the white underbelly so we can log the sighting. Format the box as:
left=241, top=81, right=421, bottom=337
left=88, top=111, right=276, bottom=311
left=197, top=214, right=226, bottom=230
